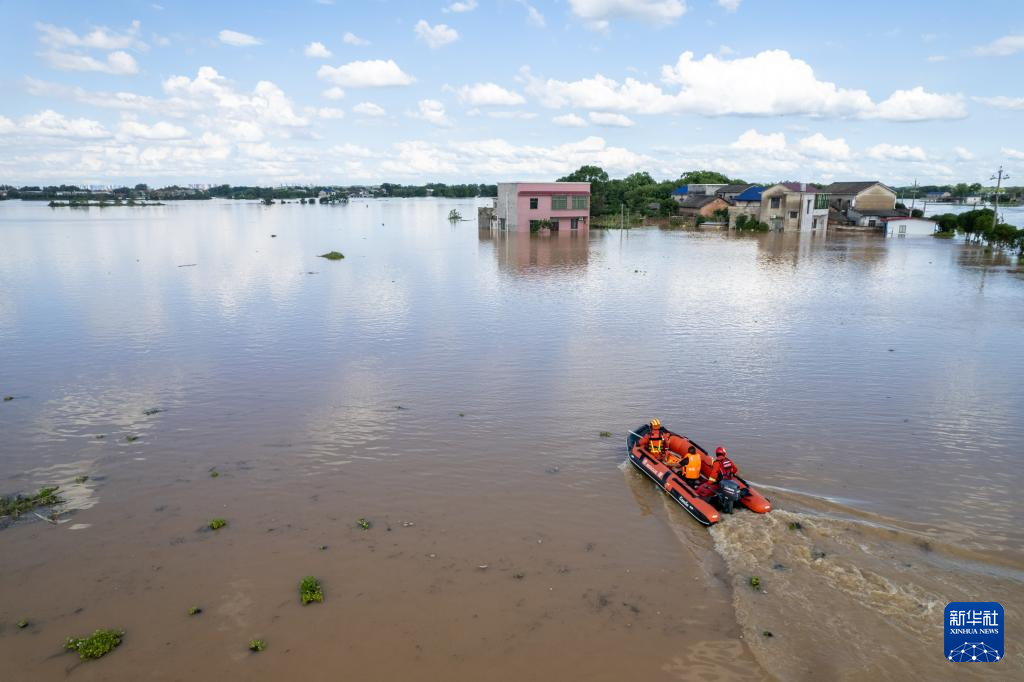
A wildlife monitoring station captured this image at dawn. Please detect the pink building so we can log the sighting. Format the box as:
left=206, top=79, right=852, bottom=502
left=494, top=182, right=591, bottom=232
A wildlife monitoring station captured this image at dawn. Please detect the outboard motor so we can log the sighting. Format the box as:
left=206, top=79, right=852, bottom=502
left=715, top=479, right=743, bottom=514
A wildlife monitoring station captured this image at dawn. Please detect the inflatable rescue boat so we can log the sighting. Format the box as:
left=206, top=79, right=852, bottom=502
left=627, top=424, right=771, bottom=525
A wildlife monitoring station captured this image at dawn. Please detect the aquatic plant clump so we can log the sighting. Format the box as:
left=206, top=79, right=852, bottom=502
left=299, top=576, right=324, bottom=605
left=65, top=629, right=125, bottom=660
left=357, top=517, right=371, bottom=530
left=17, top=619, right=29, bottom=629
left=599, top=431, right=613, bottom=438
left=208, top=518, right=227, bottom=530
left=318, top=251, right=345, bottom=260
left=0, top=486, right=63, bottom=518
left=188, top=606, right=202, bottom=616
left=749, top=576, right=762, bottom=591
left=249, top=638, right=266, bottom=652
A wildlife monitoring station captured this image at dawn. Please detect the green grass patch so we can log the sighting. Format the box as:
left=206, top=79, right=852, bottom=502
left=65, top=629, right=125, bottom=660
left=318, top=251, right=345, bottom=260
left=0, top=486, right=63, bottom=518
left=933, top=231, right=955, bottom=239
left=208, top=518, right=227, bottom=530
left=299, top=576, right=324, bottom=605
left=749, top=576, right=762, bottom=591
left=249, top=638, right=266, bottom=652
left=598, top=431, right=613, bottom=438
left=357, top=517, right=371, bottom=530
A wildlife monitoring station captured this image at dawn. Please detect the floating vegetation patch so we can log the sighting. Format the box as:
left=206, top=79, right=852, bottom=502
left=357, top=517, right=371, bottom=530
left=599, top=431, right=613, bottom=438
left=299, top=576, right=324, bottom=605
left=188, top=606, right=202, bottom=616
left=209, top=468, right=219, bottom=478
left=208, top=518, right=227, bottom=530
left=125, top=435, right=139, bottom=442
left=75, top=475, right=89, bottom=484
left=448, top=209, right=463, bottom=221
left=0, top=486, right=63, bottom=518
left=249, top=638, right=266, bottom=652
left=749, top=576, right=762, bottom=591
left=3, top=396, right=13, bottom=402
left=142, top=407, right=163, bottom=416
left=65, top=629, right=125, bottom=660
left=788, top=521, right=802, bottom=531
left=318, top=251, right=345, bottom=260
left=17, top=619, right=29, bottom=629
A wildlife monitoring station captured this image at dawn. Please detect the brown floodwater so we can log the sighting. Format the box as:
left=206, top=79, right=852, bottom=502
left=0, top=199, right=1021, bottom=681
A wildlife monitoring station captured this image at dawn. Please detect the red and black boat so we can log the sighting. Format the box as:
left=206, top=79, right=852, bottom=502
left=627, top=423, right=771, bottom=526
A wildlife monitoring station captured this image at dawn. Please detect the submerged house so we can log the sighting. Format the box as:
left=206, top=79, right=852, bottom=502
left=676, top=194, right=729, bottom=220
left=758, top=182, right=829, bottom=231
left=821, top=181, right=896, bottom=213
left=726, top=185, right=764, bottom=228
left=884, top=217, right=937, bottom=237
left=493, top=182, right=590, bottom=231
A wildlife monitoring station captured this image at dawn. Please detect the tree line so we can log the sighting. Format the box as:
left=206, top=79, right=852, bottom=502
left=930, top=208, right=1023, bottom=252
left=557, top=166, right=746, bottom=217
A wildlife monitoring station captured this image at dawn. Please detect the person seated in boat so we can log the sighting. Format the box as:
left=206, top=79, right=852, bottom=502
left=638, top=418, right=668, bottom=461
left=682, top=445, right=702, bottom=488
left=709, top=446, right=739, bottom=482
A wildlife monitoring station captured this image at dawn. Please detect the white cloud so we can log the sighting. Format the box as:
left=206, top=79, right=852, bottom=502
left=410, top=99, right=452, bottom=127
left=731, top=129, right=786, bottom=152
left=26, top=77, right=160, bottom=111
left=518, top=1, right=546, bottom=27
left=342, top=32, right=369, bottom=46
left=322, top=86, right=345, bottom=100
left=318, top=59, right=414, bottom=87
left=42, top=50, right=139, bottom=75
left=36, top=20, right=147, bottom=51
left=486, top=111, right=537, bottom=119
left=304, top=41, right=332, bottom=58
left=553, top=113, right=587, bottom=127
left=717, top=0, right=741, bottom=12
left=795, top=132, right=850, bottom=159
left=118, top=117, right=189, bottom=140
left=974, top=34, right=1024, bottom=56
left=353, top=101, right=387, bottom=117
left=0, top=116, right=15, bottom=134
left=926, top=55, right=947, bottom=62
left=379, top=136, right=651, bottom=179
left=522, top=50, right=964, bottom=121
left=975, top=95, right=1024, bottom=111
left=218, top=29, right=262, bottom=47
left=869, top=86, right=966, bottom=121
left=314, top=107, right=345, bottom=120
left=20, top=110, right=110, bottom=138
left=1003, top=148, right=1024, bottom=160
left=444, top=0, right=478, bottom=12
left=414, top=20, right=459, bottom=49
left=454, top=82, right=526, bottom=106
left=866, top=143, right=927, bottom=162
left=569, top=0, right=686, bottom=31
left=588, top=111, right=634, bottom=127
left=162, top=66, right=309, bottom=138
left=953, top=146, right=974, bottom=160
left=332, top=143, right=372, bottom=157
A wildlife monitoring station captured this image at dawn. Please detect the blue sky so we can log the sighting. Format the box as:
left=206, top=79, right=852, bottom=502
left=1, top=0, right=1022, bottom=186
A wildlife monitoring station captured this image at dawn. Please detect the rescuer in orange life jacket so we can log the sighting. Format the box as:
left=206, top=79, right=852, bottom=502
left=638, top=418, right=668, bottom=461
left=709, top=446, right=739, bottom=482
left=682, top=445, right=702, bottom=487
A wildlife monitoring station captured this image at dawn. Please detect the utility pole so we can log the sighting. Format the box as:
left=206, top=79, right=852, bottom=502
left=991, top=166, right=1010, bottom=224
left=909, top=179, right=918, bottom=212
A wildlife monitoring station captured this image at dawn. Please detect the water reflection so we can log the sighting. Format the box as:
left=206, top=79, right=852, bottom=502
left=480, top=227, right=590, bottom=277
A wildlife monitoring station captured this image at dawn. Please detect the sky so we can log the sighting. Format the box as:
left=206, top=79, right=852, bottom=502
left=1, top=0, right=1022, bottom=187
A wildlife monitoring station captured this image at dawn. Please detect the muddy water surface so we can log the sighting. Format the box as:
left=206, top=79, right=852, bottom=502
left=0, top=199, right=1021, bottom=680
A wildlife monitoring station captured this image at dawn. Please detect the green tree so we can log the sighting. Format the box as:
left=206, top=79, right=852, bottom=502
left=558, top=165, right=609, bottom=184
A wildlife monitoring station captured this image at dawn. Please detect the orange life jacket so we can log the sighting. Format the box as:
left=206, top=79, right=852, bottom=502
left=684, top=452, right=701, bottom=479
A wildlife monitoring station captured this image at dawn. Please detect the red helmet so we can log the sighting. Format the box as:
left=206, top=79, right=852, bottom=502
left=715, top=446, right=727, bottom=457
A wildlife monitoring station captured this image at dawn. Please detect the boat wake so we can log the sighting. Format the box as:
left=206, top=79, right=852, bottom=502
left=700, top=489, right=1024, bottom=680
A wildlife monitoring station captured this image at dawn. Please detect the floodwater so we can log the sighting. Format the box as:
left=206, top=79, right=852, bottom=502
left=0, top=198, right=1021, bottom=681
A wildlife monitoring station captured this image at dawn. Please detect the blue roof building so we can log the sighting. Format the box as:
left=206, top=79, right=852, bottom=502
left=733, top=186, right=764, bottom=202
